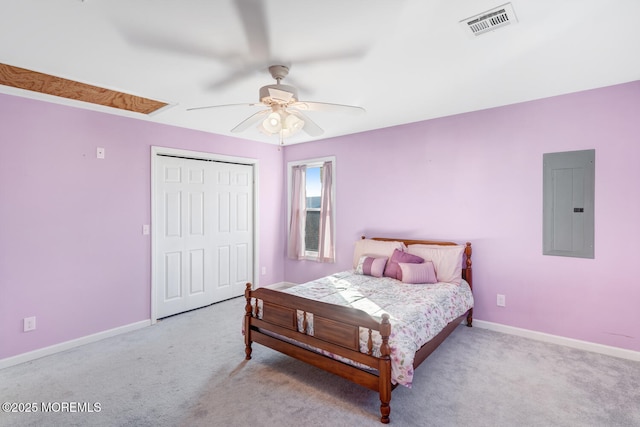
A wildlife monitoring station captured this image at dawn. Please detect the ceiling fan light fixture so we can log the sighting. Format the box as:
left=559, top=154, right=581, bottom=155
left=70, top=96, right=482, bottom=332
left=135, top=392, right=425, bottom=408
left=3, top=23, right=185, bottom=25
left=284, top=114, right=304, bottom=132
left=283, top=113, right=305, bottom=136
left=259, top=110, right=305, bottom=139
left=261, top=112, right=282, bottom=133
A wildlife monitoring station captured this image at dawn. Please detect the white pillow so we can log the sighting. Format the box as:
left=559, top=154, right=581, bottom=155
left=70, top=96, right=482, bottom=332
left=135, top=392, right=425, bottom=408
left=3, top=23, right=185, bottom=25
left=406, top=244, right=465, bottom=284
left=353, top=239, right=406, bottom=269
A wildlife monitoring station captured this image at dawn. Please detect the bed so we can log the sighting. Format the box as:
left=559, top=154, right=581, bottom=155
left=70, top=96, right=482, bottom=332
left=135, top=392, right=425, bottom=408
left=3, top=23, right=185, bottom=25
left=243, top=237, right=474, bottom=423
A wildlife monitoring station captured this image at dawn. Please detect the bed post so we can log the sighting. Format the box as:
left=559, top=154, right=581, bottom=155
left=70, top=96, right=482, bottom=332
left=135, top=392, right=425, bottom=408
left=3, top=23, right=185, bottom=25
left=378, top=313, right=392, bottom=424
left=464, top=242, right=473, bottom=327
left=244, top=283, right=253, bottom=360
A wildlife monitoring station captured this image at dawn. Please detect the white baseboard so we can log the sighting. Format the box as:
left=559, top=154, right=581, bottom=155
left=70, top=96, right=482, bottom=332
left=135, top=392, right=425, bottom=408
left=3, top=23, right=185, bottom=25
left=6, top=312, right=636, bottom=371
left=473, top=319, right=640, bottom=362
left=0, top=320, right=151, bottom=370
left=264, top=281, right=297, bottom=290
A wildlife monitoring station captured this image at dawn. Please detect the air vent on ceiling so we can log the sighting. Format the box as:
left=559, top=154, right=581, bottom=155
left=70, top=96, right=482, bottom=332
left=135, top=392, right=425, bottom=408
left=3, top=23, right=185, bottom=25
left=460, top=3, right=518, bottom=36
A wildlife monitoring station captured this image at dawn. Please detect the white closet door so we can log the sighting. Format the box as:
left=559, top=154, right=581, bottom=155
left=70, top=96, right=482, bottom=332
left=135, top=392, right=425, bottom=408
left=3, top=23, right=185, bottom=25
left=211, top=162, right=254, bottom=302
left=155, top=155, right=253, bottom=318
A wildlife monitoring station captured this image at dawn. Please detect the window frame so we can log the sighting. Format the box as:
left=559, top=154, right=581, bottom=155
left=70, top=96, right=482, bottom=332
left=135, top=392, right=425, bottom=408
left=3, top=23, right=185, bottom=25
left=287, top=156, right=336, bottom=261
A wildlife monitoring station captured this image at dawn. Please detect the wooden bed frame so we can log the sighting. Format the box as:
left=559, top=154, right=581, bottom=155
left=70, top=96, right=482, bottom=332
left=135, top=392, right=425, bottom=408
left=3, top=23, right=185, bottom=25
left=244, top=237, right=473, bottom=424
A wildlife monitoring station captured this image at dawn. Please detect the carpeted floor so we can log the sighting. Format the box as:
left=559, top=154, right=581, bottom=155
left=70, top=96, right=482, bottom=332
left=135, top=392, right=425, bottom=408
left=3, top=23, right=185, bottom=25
left=1, top=296, right=639, bottom=427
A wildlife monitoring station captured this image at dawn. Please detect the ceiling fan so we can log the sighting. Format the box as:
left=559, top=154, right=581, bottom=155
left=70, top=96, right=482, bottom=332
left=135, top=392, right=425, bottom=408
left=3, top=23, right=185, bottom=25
left=187, top=65, right=365, bottom=143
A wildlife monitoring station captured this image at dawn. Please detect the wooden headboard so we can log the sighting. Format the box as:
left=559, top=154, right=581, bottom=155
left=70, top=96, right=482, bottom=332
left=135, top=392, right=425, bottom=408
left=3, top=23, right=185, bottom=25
left=367, top=236, right=473, bottom=289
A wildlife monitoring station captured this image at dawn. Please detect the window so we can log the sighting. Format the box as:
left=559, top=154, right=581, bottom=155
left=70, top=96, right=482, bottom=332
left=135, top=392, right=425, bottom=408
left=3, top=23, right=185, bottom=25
left=287, top=157, right=335, bottom=262
left=304, top=166, right=322, bottom=253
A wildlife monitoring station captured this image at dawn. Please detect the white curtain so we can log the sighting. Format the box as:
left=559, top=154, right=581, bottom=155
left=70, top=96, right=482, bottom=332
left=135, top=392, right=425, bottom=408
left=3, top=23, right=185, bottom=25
left=287, top=165, right=306, bottom=259
left=318, top=161, right=335, bottom=263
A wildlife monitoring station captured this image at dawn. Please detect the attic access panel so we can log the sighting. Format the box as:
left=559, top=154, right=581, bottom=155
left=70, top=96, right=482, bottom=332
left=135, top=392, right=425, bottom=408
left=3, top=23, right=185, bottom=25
left=543, top=149, right=595, bottom=258
left=0, top=63, right=168, bottom=114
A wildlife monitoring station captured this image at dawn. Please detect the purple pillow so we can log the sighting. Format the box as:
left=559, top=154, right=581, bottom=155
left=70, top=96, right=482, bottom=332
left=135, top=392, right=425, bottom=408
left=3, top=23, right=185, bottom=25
left=384, top=249, right=424, bottom=280
left=399, top=261, right=437, bottom=284
left=355, top=256, right=388, bottom=278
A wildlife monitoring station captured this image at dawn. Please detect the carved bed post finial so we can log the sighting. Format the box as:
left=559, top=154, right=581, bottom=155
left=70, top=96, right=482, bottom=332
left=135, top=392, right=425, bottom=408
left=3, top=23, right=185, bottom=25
left=379, top=313, right=392, bottom=423
left=244, top=283, right=253, bottom=360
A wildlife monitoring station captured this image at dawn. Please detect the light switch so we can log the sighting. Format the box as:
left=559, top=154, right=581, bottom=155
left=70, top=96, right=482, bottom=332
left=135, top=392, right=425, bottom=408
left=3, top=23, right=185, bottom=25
left=97, top=147, right=105, bottom=159
left=142, top=224, right=150, bottom=235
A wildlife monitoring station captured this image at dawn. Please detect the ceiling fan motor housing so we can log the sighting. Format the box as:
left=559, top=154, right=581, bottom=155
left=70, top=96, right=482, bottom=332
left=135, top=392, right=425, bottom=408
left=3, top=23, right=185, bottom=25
left=259, top=84, right=299, bottom=105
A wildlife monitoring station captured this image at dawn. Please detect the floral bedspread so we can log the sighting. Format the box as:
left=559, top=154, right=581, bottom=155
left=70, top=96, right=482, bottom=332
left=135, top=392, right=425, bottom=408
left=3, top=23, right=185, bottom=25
left=281, top=271, right=474, bottom=387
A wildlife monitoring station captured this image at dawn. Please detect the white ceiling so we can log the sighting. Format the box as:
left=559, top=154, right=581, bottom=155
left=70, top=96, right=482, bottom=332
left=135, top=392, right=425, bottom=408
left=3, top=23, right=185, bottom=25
left=1, top=0, right=639, bottom=145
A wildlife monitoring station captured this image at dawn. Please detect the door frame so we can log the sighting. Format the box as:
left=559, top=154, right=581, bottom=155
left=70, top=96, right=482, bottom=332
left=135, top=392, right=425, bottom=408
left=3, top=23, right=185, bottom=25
left=150, top=146, right=259, bottom=323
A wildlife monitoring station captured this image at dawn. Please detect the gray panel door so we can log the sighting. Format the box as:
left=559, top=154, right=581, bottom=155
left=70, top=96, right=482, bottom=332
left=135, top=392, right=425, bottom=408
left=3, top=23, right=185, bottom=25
left=543, top=149, right=595, bottom=258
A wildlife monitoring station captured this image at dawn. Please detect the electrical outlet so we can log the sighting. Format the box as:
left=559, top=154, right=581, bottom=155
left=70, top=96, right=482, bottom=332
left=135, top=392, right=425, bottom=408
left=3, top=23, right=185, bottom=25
left=23, top=316, right=36, bottom=332
left=497, top=294, right=506, bottom=307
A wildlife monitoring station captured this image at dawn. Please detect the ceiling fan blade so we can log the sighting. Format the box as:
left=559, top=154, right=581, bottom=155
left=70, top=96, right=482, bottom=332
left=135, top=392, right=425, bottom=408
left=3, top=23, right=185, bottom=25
left=293, top=47, right=369, bottom=66
left=187, top=102, right=261, bottom=112
left=234, top=0, right=271, bottom=61
left=117, top=24, right=239, bottom=64
left=288, top=110, right=324, bottom=137
left=291, top=101, right=365, bottom=115
left=231, top=109, right=270, bottom=133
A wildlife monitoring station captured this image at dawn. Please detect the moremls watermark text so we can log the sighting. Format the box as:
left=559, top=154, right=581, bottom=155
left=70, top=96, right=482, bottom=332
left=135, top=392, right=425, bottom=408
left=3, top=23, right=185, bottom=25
left=2, top=401, right=101, bottom=413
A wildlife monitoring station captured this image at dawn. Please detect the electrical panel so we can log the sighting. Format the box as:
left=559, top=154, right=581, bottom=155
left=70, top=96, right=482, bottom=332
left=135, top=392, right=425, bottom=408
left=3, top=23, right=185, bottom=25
left=543, top=149, right=595, bottom=258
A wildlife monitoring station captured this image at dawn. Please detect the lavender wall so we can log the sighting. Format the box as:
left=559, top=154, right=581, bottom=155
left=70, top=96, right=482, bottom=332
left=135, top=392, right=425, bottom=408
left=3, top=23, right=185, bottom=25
left=283, top=81, right=640, bottom=353
left=0, top=94, right=285, bottom=360
left=2, top=80, right=638, bottom=362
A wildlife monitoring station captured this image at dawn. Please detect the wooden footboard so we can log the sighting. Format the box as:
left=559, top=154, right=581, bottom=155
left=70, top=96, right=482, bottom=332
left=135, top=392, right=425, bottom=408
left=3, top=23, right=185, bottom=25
left=244, top=284, right=394, bottom=423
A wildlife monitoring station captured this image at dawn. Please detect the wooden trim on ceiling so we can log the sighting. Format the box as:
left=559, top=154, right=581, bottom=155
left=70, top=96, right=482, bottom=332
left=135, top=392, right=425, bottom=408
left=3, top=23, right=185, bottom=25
left=0, top=63, right=168, bottom=115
